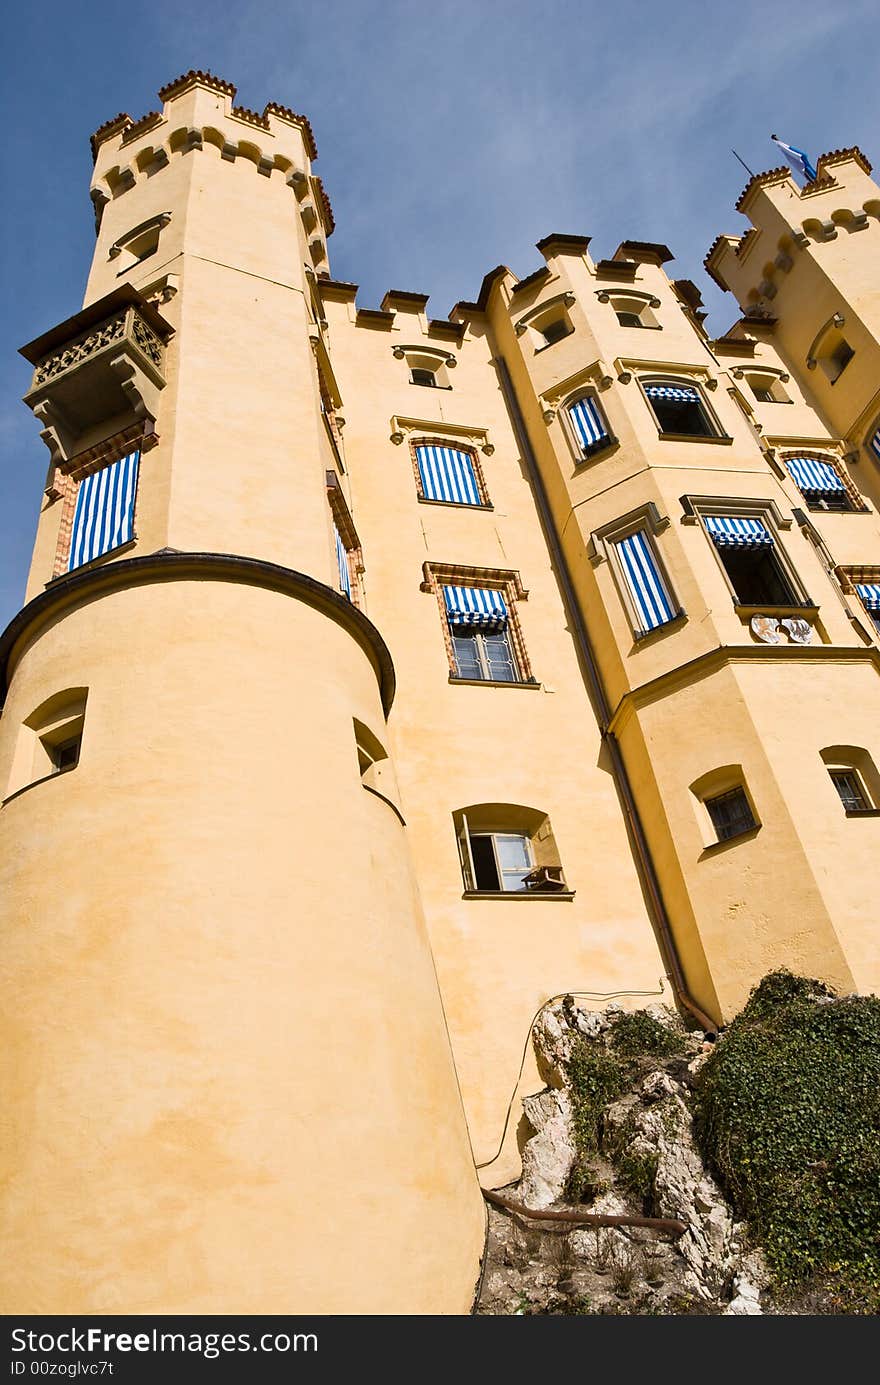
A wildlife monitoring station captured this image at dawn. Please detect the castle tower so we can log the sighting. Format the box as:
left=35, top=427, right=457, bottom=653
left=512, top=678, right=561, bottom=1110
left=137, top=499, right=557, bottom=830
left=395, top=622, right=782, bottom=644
left=0, top=73, right=484, bottom=1314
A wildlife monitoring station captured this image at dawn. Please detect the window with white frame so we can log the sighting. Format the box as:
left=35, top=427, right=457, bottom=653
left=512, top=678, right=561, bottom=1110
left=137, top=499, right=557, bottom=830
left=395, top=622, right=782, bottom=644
left=454, top=804, right=569, bottom=894
left=443, top=585, right=519, bottom=682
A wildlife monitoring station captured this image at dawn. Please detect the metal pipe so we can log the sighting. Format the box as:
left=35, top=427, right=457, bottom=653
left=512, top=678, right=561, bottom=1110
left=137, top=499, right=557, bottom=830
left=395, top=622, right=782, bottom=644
left=494, top=353, right=717, bottom=1034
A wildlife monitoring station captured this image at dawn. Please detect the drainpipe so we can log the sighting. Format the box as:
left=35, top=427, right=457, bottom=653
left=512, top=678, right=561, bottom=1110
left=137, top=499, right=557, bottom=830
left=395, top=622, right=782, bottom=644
left=494, top=355, right=717, bottom=1034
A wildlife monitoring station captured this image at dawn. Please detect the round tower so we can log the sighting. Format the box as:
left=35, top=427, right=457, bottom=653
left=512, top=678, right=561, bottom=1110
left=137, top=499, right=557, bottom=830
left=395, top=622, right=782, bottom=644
left=0, top=72, right=484, bottom=1314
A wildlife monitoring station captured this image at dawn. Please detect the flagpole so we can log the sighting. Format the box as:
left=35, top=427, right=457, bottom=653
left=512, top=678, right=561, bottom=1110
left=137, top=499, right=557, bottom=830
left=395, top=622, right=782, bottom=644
left=732, top=149, right=756, bottom=178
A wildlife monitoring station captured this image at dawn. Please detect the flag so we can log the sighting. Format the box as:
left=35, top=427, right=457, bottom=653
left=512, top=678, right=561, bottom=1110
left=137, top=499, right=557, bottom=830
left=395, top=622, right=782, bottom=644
left=771, top=135, right=817, bottom=184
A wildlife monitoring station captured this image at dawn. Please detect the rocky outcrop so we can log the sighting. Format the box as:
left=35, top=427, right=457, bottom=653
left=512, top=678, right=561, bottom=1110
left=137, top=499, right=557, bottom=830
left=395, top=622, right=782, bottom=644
left=478, top=999, right=771, bottom=1315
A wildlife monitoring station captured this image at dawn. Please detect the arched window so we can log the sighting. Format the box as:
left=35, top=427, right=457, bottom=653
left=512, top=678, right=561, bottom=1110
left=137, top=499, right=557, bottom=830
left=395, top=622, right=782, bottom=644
left=820, top=746, right=880, bottom=816
left=453, top=804, right=570, bottom=895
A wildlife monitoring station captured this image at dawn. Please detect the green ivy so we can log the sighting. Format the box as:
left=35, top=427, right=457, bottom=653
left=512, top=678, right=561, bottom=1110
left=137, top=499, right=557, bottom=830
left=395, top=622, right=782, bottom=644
left=695, top=971, right=880, bottom=1309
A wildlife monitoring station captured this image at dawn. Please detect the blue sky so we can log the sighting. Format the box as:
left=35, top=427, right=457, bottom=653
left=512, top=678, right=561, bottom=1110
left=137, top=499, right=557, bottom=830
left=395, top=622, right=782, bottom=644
left=1, top=0, right=878, bottom=629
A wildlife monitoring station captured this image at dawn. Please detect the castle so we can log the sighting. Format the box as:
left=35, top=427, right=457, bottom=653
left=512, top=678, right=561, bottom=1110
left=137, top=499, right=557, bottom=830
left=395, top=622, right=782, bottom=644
left=2, top=71, right=879, bottom=1315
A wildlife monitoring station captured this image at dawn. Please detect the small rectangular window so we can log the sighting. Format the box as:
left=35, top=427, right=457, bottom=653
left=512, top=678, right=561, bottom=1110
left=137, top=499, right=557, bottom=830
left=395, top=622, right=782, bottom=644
left=411, top=367, right=437, bottom=387
left=829, top=769, right=870, bottom=813
left=706, top=787, right=756, bottom=842
left=539, top=318, right=570, bottom=346
left=51, top=736, right=81, bottom=773
left=567, top=396, right=612, bottom=459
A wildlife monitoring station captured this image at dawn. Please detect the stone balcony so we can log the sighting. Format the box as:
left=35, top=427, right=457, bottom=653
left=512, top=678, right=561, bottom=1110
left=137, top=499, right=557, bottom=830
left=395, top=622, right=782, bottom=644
left=20, top=285, right=173, bottom=466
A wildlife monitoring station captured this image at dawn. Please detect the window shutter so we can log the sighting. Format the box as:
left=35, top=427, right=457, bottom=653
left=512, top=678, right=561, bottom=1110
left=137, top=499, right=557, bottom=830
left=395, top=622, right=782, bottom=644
left=442, top=585, right=507, bottom=631
left=613, top=530, right=676, bottom=633
left=871, top=428, right=880, bottom=461
left=704, top=515, right=774, bottom=549
left=784, top=456, right=846, bottom=495
left=568, top=397, right=610, bottom=456
left=415, top=445, right=481, bottom=505
left=68, top=450, right=140, bottom=572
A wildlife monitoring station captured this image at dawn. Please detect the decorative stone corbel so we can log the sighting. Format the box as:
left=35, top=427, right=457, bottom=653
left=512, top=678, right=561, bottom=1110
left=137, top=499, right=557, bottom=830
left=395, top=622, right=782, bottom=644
left=616, top=370, right=632, bottom=385
left=705, top=378, right=718, bottom=390
left=287, top=169, right=308, bottom=197
left=392, top=346, right=406, bottom=358
left=90, top=187, right=109, bottom=233
left=257, top=157, right=274, bottom=178
left=150, top=148, right=169, bottom=171
left=780, top=372, right=790, bottom=382
left=184, top=128, right=203, bottom=152
left=543, top=408, right=556, bottom=424
left=31, top=400, right=69, bottom=468
left=390, top=430, right=404, bottom=445
left=109, top=355, right=149, bottom=420
left=774, top=252, right=793, bottom=272
left=116, top=168, right=136, bottom=192
left=850, top=211, right=869, bottom=231
left=818, top=220, right=837, bottom=241
left=758, top=279, right=777, bottom=300
left=221, top=142, right=237, bottom=162
left=596, top=290, right=611, bottom=303
left=732, top=367, right=745, bottom=379
left=562, top=292, right=576, bottom=307
left=792, top=230, right=809, bottom=249
left=514, top=321, right=528, bottom=335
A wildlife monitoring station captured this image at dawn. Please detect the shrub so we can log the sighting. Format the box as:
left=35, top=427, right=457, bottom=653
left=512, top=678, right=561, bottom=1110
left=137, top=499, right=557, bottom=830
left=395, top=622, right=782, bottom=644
left=695, top=971, right=880, bottom=1309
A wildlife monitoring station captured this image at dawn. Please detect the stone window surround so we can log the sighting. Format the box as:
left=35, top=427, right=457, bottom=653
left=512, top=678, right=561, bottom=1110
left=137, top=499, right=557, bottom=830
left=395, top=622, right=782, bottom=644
left=420, top=561, right=534, bottom=686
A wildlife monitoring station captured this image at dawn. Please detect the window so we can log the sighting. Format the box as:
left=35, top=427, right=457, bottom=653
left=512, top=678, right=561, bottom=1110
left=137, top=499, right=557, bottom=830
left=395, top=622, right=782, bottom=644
left=869, top=425, right=880, bottom=463
left=606, top=293, right=660, bottom=328
left=821, top=746, right=880, bottom=814
left=616, top=310, right=645, bottom=328
left=326, top=472, right=362, bottom=606
left=746, top=374, right=790, bottom=404
left=612, top=528, right=679, bottom=636
left=68, top=450, right=140, bottom=572
left=109, top=213, right=170, bottom=274
left=829, top=769, right=870, bottom=814
left=51, top=736, right=81, bottom=773
left=566, top=395, right=614, bottom=460
left=4, top=689, right=88, bottom=802
left=414, top=443, right=488, bottom=507
left=854, top=581, right=880, bottom=632
left=783, top=456, right=857, bottom=512
left=470, top=833, right=533, bottom=891
left=703, top=515, right=801, bottom=607
left=442, top=586, right=518, bottom=680
left=824, top=338, right=854, bottom=383
left=399, top=348, right=454, bottom=389
left=539, top=317, right=571, bottom=347
left=454, top=804, right=569, bottom=895
left=705, top=787, right=757, bottom=842
left=411, top=367, right=437, bottom=387
left=643, top=381, right=719, bottom=438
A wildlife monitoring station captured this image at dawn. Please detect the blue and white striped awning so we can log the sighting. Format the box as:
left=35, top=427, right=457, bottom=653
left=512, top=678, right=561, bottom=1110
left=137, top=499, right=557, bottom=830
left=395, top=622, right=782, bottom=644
left=785, top=456, right=846, bottom=493
left=644, top=383, right=699, bottom=402
left=615, top=531, right=677, bottom=634
left=334, top=524, right=352, bottom=599
left=568, top=397, right=609, bottom=455
left=855, top=582, right=880, bottom=611
left=870, top=428, right=880, bottom=462
left=68, top=450, right=140, bottom=572
left=442, top=585, right=508, bottom=631
left=415, top=444, right=482, bottom=506
left=704, top=515, right=774, bottom=548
